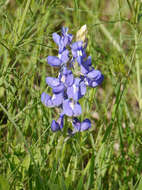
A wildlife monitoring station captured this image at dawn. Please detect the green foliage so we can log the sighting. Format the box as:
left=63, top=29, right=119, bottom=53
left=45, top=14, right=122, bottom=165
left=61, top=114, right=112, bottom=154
left=0, top=0, right=142, bottom=189
left=0, top=176, right=9, bottom=190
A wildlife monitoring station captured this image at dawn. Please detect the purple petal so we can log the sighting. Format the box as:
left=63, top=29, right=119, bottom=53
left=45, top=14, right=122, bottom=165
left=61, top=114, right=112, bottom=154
left=51, top=120, right=60, bottom=132
left=86, top=56, right=92, bottom=66
left=63, top=36, right=69, bottom=47
left=62, top=27, right=73, bottom=45
left=47, top=56, right=62, bottom=67
left=63, top=100, right=81, bottom=117
left=91, top=76, right=104, bottom=87
left=79, top=81, right=86, bottom=97
left=79, top=56, right=92, bottom=75
left=77, top=56, right=82, bottom=65
left=67, top=78, right=86, bottom=101
left=46, top=77, right=60, bottom=87
left=80, top=64, right=89, bottom=74
left=41, top=92, right=50, bottom=104
left=87, top=70, right=101, bottom=79
left=72, top=117, right=81, bottom=131
left=67, top=85, right=78, bottom=101
left=74, top=78, right=81, bottom=85
left=62, top=27, right=68, bottom=35
left=61, top=49, right=69, bottom=63
left=57, top=114, right=64, bottom=129
left=41, top=92, right=53, bottom=107
left=71, top=41, right=83, bottom=50
left=68, top=33, right=73, bottom=42
left=65, top=72, right=74, bottom=86
left=71, top=41, right=86, bottom=61
left=52, top=33, right=61, bottom=46
left=62, top=67, right=72, bottom=76
left=60, top=67, right=74, bottom=87
left=67, top=78, right=80, bottom=101
left=51, top=114, right=64, bottom=132
left=86, top=74, right=104, bottom=87
left=52, top=83, right=64, bottom=93
left=63, top=99, right=73, bottom=117
left=59, top=40, right=65, bottom=53
left=62, top=66, right=68, bottom=75
left=52, top=93, right=64, bottom=106
left=73, top=102, right=82, bottom=116
left=72, top=118, right=91, bottom=132
left=71, top=49, right=78, bottom=58
left=80, top=119, right=91, bottom=131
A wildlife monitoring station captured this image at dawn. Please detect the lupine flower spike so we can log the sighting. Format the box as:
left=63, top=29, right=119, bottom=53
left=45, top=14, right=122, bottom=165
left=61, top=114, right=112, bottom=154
left=41, top=26, right=104, bottom=135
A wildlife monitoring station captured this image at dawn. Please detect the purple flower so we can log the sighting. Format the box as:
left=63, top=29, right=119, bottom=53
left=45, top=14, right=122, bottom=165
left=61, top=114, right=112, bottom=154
left=67, top=77, right=86, bottom=101
left=72, top=117, right=91, bottom=132
left=46, top=77, right=64, bottom=93
left=61, top=27, right=73, bottom=47
left=80, top=56, right=92, bottom=74
left=52, top=27, right=73, bottom=53
left=59, top=67, right=74, bottom=87
left=47, top=27, right=72, bottom=67
left=52, top=33, right=64, bottom=53
left=79, top=56, right=104, bottom=87
left=62, top=99, right=82, bottom=117
left=41, top=26, right=104, bottom=134
left=71, top=41, right=86, bottom=64
left=46, top=67, right=74, bottom=94
left=41, top=92, right=63, bottom=107
left=47, top=56, right=62, bottom=67
left=51, top=114, right=64, bottom=132
left=59, top=49, right=69, bottom=64
left=84, top=69, right=104, bottom=87
left=46, top=77, right=60, bottom=87
left=47, top=49, right=69, bottom=67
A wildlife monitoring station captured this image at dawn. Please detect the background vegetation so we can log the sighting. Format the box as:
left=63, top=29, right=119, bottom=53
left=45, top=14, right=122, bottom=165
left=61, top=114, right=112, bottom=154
left=0, top=0, right=142, bottom=189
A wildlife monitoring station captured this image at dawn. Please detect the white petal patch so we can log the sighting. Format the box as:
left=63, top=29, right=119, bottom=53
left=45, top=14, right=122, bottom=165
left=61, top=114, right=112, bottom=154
left=58, top=54, right=61, bottom=59
left=73, top=84, right=78, bottom=93
left=84, top=78, right=89, bottom=85
left=77, top=50, right=82, bottom=57
left=70, top=102, right=74, bottom=110
left=52, top=94, right=56, bottom=100
left=61, top=75, right=65, bottom=83
left=52, top=80, right=60, bottom=86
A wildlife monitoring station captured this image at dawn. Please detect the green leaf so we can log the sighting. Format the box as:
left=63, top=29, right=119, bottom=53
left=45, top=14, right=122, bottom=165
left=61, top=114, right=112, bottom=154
left=22, top=154, right=30, bottom=170
left=0, top=176, right=9, bottom=190
left=136, top=177, right=142, bottom=190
